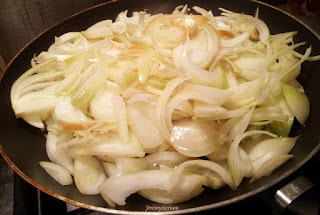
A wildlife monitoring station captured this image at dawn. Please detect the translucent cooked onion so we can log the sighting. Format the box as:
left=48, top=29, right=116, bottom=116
left=171, top=120, right=220, bottom=157
left=10, top=4, right=317, bottom=207
left=40, top=161, right=73, bottom=186
left=74, top=155, right=107, bottom=195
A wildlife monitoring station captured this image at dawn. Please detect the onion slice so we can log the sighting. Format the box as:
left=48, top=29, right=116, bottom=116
left=74, top=156, right=107, bottom=195
left=99, top=170, right=175, bottom=206
left=282, top=84, right=310, bottom=125
left=39, top=161, right=73, bottom=186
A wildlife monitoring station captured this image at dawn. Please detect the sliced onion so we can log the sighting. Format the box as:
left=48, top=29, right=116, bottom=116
left=127, top=103, right=164, bottom=149
left=225, top=79, right=262, bottom=108
left=282, top=84, right=310, bottom=125
left=11, top=57, right=57, bottom=101
left=139, top=173, right=204, bottom=204
left=173, top=44, right=222, bottom=87
left=99, top=170, right=174, bottom=206
left=220, top=32, right=250, bottom=47
left=266, top=91, right=294, bottom=137
left=126, top=93, right=159, bottom=105
left=144, top=151, right=189, bottom=169
left=228, top=130, right=277, bottom=186
left=112, top=94, right=129, bottom=144
left=101, top=162, right=117, bottom=177
left=171, top=120, right=220, bottom=157
left=227, top=108, right=253, bottom=142
left=193, top=101, right=227, bottom=117
left=157, top=75, right=191, bottom=142
left=89, top=91, right=116, bottom=122
left=168, top=160, right=236, bottom=192
left=114, top=157, right=147, bottom=176
left=22, top=115, right=46, bottom=129
left=74, top=155, right=107, bottom=195
left=39, top=161, right=73, bottom=186
left=185, top=23, right=220, bottom=68
left=70, top=132, right=145, bottom=158
left=249, top=136, right=298, bottom=170
left=206, top=144, right=229, bottom=161
left=250, top=155, right=293, bottom=182
left=13, top=92, right=61, bottom=119
left=46, top=131, right=74, bottom=175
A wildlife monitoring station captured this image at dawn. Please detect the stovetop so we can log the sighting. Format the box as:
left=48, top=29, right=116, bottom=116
left=0, top=0, right=320, bottom=215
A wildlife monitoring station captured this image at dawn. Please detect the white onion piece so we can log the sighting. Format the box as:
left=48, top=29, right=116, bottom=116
left=144, top=151, right=189, bottom=169
left=228, top=130, right=277, bottom=186
left=74, top=155, right=107, bottom=195
left=13, top=92, right=61, bottom=118
left=157, top=75, right=191, bottom=142
left=70, top=132, right=145, bottom=158
left=220, top=32, right=250, bottom=47
left=114, top=158, right=147, bottom=176
left=193, top=108, right=247, bottom=121
left=11, top=57, right=57, bottom=101
left=249, top=136, right=298, bottom=170
left=193, top=101, right=227, bottom=117
left=251, top=107, right=288, bottom=122
left=54, top=97, right=95, bottom=131
left=245, top=16, right=270, bottom=42
left=168, top=160, right=236, bottom=192
left=22, top=115, right=46, bottom=129
left=172, top=100, right=193, bottom=120
left=206, top=144, right=229, bottom=161
left=82, top=25, right=113, bottom=39
left=282, top=84, right=310, bottom=125
left=266, top=90, right=294, bottom=137
left=256, top=72, right=282, bottom=103
left=171, top=120, right=220, bottom=157
left=89, top=91, right=116, bottom=122
left=185, top=23, right=220, bottom=68
left=139, top=173, right=204, bottom=204
left=126, top=93, right=159, bottom=105
left=99, top=170, right=174, bottom=206
left=112, top=94, right=129, bottom=144
left=209, top=46, right=264, bottom=72
left=203, top=172, right=226, bottom=189
left=101, top=162, right=117, bottom=177
left=250, top=155, right=293, bottom=182
left=166, top=84, right=230, bottom=132
left=219, top=117, right=242, bottom=139
left=166, top=93, right=220, bottom=133
left=54, top=97, right=87, bottom=123
left=127, top=103, right=163, bottom=149
left=178, top=83, right=231, bottom=103
left=233, top=54, right=266, bottom=80
left=173, top=44, right=222, bottom=87
left=227, top=108, right=253, bottom=142
left=122, top=88, right=149, bottom=99
left=239, top=146, right=254, bottom=177
left=225, top=79, right=262, bottom=107
left=39, top=161, right=73, bottom=186
left=46, top=131, right=74, bottom=175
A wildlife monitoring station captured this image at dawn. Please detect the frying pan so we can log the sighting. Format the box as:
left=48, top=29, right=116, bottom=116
left=0, top=0, right=320, bottom=214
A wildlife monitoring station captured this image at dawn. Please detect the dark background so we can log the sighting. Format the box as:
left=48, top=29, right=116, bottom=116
left=0, top=0, right=111, bottom=64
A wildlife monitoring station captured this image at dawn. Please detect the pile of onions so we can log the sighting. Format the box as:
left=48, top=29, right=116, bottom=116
left=10, top=5, right=319, bottom=207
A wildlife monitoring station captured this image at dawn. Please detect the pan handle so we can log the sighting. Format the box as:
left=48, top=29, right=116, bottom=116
left=275, top=175, right=319, bottom=215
